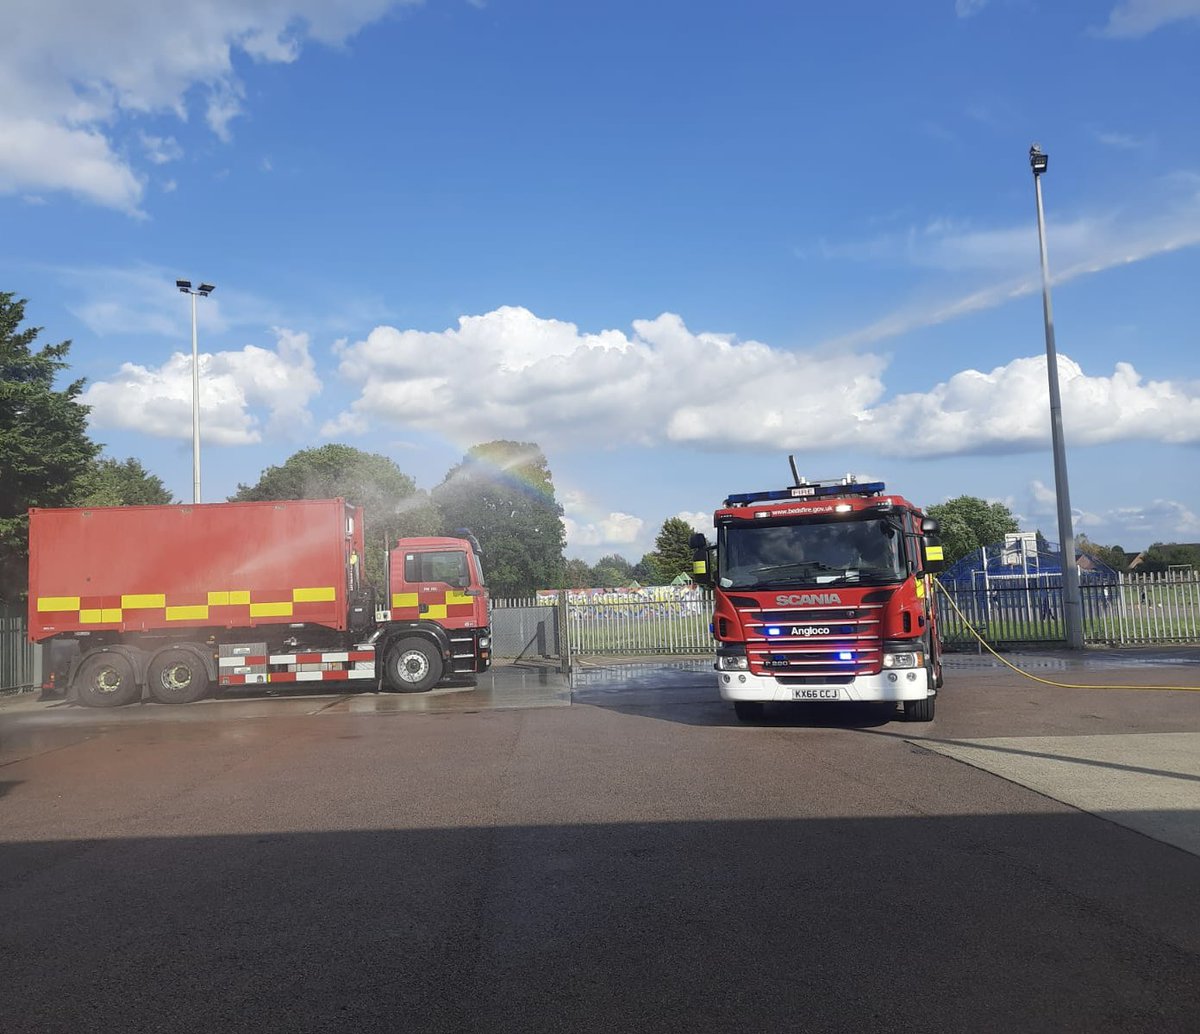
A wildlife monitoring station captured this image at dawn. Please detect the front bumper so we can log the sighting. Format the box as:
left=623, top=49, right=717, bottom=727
left=718, top=666, right=931, bottom=702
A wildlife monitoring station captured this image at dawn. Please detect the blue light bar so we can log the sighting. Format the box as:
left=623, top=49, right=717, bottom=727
left=724, top=482, right=886, bottom=506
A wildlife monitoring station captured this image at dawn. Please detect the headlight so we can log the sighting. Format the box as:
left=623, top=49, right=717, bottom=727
left=882, top=650, right=924, bottom=669
left=478, top=636, right=491, bottom=649
left=717, top=653, right=749, bottom=671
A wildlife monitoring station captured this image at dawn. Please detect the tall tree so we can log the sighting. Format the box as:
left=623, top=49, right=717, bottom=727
left=1075, top=533, right=1130, bottom=573
left=432, top=441, right=566, bottom=597
left=591, top=553, right=635, bottom=588
left=74, top=457, right=173, bottom=507
left=648, top=516, right=697, bottom=582
left=632, top=555, right=663, bottom=585
left=561, top=558, right=593, bottom=589
left=925, top=496, right=1019, bottom=564
left=0, top=292, right=100, bottom=601
left=232, top=444, right=439, bottom=588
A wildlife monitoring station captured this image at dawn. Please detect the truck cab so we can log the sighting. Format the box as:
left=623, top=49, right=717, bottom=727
left=374, top=535, right=492, bottom=691
left=694, top=477, right=945, bottom=722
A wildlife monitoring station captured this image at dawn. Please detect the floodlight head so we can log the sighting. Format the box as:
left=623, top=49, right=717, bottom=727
left=197, top=283, right=215, bottom=296
left=176, top=279, right=191, bottom=291
left=1029, top=144, right=1048, bottom=175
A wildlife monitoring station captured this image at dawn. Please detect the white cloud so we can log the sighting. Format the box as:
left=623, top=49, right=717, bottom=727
left=0, top=0, right=413, bottom=211
left=675, top=510, right=714, bottom=536
left=1093, top=129, right=1148, bottom=150
left=1099, top=0, right=1200, bottom=37
left=82, top=328, right=320, bottom=445
left=139, top=133, right=183, bottom=165
left=955, top=0, right=989, bottom=17
left=327, top=305, right=1200, bottom=458
left=560, top=489, right=645, bottom=550
left=1027, top=480, right=1200, bottom=545
left=819, top=177, right=1200, bottom=351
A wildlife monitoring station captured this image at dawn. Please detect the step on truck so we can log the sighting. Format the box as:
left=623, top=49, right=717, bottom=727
left=27, top=498, right=491, bottom=706
left=691, top=469, right=946, bottom=722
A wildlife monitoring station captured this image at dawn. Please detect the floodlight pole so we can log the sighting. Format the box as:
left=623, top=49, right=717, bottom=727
left=190, top=290, right=201, bottom=504
left=176, top=279, right=215, bottom=505
left=1030, top=145, right=1084, bottom=650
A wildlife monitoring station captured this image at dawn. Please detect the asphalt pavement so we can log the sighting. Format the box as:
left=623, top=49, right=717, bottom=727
left=1, top=652, right=1198, bottom=1032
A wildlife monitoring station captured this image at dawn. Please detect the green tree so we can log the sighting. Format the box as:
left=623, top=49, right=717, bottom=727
left=1075, top=533, right=1130, bottom=573
left=647, top=516, right=697, bottom=583
left=74, top=457, right=174, bottom=507
left=232, top=444, right=439, bottom=588
left=1136, top=542, right=1200, bottom=574
left=561, top=558, right=593, bottom=589
left=925, top=496, right=1020, bottom=565
left=432, top=441, right=566, bottom=597
left=591, top=553, right=634, bottom=588
left=0, top=292, right=101, bottom=601
left=632, top=555, right=663, bottom=585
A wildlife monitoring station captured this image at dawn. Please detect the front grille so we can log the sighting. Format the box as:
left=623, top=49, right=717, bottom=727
left=738, top=604, right=884, bottom=679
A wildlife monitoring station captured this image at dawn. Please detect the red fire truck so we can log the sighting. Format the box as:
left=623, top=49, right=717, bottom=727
left=27, top=498, right=491, bottom=707
left=691, top=473, right=946, bottom=722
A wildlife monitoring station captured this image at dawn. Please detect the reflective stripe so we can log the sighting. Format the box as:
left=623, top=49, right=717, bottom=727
left=392, top=592, right=419, bottom=609
left=925, top=545, right=944, bottom=561
left=121, top=593, right=165, bottom=609
left=37, top=596, right=80, bottom=612
left=250, top=602, right=293, bottom=618
left=293, top=586, right=336, bottom=603
left=78, top=608, right=121, bottom=623
left=693, top=560, right=708, bottom=574
left=166, top=605, right=209, bottom=621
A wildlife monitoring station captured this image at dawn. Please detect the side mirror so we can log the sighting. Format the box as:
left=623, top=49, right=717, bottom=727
left=921, top=517, right=940, bottom=535
left=922, top=537, right=946, bottom=573
left=688, top=532, right=708, bottom=550
left=691, top=539, right=714, bottom=588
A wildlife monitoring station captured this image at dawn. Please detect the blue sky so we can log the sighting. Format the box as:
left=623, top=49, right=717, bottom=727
left=4, top=0, right=1200, bottom=563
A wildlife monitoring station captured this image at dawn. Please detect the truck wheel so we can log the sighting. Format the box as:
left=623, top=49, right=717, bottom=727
left=386, top=638, right=442, bottom=693
left=148, top=649, right=211, bottom=704
left=733, top=701, right=765, bottom=722
left=74, top=653, right=141, bottom=708
left=903, top=695, right=935, bottom=722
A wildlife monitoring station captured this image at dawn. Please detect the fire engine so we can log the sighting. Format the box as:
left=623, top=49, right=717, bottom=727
left=27, top=498, right=491, bottom=706
left=691, top=470, right=946, bottom=722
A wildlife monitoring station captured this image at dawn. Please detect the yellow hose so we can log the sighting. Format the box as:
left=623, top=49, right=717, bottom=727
left=933, top=580, right=1200, bottom=692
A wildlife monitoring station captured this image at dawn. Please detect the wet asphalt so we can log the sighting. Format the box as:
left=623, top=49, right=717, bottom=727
left=1, top=652, right=1199, bottom=1033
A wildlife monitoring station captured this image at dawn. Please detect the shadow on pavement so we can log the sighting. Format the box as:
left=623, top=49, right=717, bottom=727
left=2, top=813, right=1199, bottom=1033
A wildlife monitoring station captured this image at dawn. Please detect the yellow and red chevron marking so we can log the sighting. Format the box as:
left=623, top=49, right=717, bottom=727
left=390, top=588, right=476, bottom=621
left=35, top=586, right=337, bottom=627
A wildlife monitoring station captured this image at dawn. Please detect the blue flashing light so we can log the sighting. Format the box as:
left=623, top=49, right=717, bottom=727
left=724, top=482, right=886, bottom=507
left=837, top=651, right=854, bottom=661
left=766, top=626, right=782, bottom=636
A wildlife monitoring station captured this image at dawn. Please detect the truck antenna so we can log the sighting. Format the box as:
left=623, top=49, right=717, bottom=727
left=788, top=455, right=802, bottom=487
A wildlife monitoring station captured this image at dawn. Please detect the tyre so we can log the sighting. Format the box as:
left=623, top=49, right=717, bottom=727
left=148, top=649, right=211, bottom=704
left=903, top=695, right=935, bottom=722
left=733, top=700, right=765, bottom=722
left=74, top=652, right=141, bottom=708
left=385, top=638, right=442, bottom=693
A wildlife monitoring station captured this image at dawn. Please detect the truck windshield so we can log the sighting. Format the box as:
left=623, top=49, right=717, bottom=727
left=718, top=518, right=905, bottom=589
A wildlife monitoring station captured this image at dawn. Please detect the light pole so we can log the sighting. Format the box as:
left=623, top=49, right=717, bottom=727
left=1029, top=145, right=1084, bottom=649
left=175, top=280, right=215, bottom=504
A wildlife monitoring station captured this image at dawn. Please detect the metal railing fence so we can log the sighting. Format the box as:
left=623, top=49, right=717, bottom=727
left=938, top=570, right=1200, bottom=647
left=1, top=605, right=40, bottom=694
